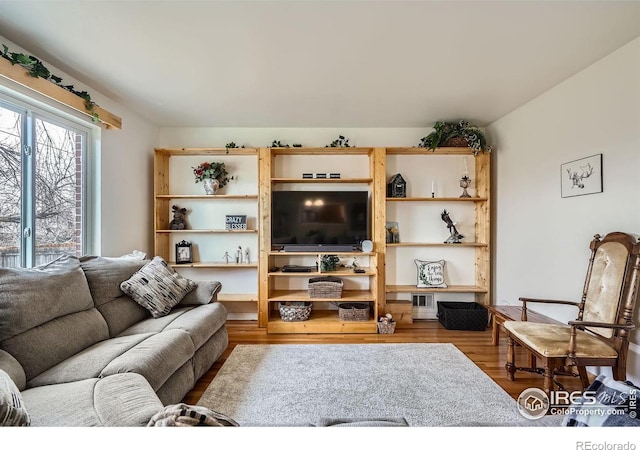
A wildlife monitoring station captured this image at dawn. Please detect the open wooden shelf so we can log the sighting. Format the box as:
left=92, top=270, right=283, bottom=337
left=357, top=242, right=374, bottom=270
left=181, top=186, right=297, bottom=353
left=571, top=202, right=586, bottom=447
left=386, top=242, right=488, bottom=248
left=267, top=290, right=375, bottom=302
left=270, top=147, right=373, bottom=156
left=386, top=147, right=474, bottom=155
left=155, top=147, right=259, bottom=156
left=156, top=229, right=257, bottom=233
left=269, top=268, right=375, bottom=277
left=156, top=194, right=258, bottom=199
left=217, top=293, right=258, bottom=302
left=269, top=251, right=376, bottom=256
left=170, top=262, right=258, bottom=268
left=271, top=177, right=372, bottom=184
left=386, top=197, right=486, bottom=202
left=0, top=57, right=122, bottom=129
left=385, top=284, right=488, bottom=294
left=267, top=310, right=377, bottom=334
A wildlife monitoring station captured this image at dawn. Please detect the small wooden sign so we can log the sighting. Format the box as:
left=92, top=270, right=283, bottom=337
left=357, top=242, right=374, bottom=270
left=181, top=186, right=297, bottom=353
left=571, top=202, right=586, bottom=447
left=225, top=215, right=247, bottom=230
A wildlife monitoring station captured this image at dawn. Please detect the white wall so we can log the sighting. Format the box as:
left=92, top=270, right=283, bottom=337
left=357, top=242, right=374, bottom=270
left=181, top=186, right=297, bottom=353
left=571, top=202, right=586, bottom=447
left=99, top=108, right=157, bottom=256
left=488, top=38, right=640, bottom=383
left=0, top=35, right=158, bottom=257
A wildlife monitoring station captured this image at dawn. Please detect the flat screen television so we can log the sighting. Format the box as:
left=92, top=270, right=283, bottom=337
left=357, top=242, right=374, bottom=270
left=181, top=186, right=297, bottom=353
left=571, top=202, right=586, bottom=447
left=271, top=190, right=370, bottom=251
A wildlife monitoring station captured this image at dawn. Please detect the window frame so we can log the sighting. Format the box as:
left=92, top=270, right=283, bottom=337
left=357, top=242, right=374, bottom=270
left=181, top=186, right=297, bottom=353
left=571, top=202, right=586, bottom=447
left=0, top=91, right=99, bottom=267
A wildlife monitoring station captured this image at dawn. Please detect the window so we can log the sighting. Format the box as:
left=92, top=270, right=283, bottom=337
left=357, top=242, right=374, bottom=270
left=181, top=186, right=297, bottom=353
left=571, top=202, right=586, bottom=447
left=0, top=97, right=93, bottom=268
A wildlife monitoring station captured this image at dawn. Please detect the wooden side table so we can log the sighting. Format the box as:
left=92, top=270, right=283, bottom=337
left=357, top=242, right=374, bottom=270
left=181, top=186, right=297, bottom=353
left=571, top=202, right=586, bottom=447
left=488, top=305, right=562, bottom=346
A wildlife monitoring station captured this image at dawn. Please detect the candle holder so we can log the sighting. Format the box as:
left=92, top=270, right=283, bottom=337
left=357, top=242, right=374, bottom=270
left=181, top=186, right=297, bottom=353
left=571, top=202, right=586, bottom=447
left=459, top=175, right=471, bottom=198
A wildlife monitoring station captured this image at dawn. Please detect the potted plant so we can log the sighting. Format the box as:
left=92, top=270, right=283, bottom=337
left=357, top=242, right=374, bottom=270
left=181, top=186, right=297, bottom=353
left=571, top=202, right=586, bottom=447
left=419, top=120, right=493, bottom=154
left=192, top=161, right=231, bottom=195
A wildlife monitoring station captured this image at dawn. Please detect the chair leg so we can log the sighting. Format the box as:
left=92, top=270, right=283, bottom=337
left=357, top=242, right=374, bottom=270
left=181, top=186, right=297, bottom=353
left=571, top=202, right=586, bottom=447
left=543, top=359, right=554, bottom=396
left=506, top=335, right=516, bottom=381
left=529, top=352, right=536, bottom=369
left=577, top=366, right=590, bottom=389
left=613, top=361, right=627, bottom=381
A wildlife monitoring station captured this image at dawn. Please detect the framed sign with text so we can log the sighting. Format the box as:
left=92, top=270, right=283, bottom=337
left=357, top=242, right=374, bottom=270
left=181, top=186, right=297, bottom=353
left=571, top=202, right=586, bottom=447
left=225, top=215, right=247, bottom=230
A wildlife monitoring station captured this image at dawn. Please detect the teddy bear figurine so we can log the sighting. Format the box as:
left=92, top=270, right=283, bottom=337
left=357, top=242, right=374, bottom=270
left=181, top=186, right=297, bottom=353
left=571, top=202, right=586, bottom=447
left=169, top=205, right=188, bottom=230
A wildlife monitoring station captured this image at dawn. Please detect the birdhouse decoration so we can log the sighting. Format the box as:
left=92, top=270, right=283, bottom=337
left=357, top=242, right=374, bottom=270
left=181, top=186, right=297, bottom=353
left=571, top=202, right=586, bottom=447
left=387, top=173, right=407, bottom=198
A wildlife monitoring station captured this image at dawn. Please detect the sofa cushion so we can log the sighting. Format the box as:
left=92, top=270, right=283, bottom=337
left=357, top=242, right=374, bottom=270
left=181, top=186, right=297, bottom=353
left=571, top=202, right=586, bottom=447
left=0, top=369, right=30, bottom=426
left=118, top=303, right=227, bottom=349
left=27, top=333, right=154, bottom=388
left=2, top=308, right=109, bottom=382
left=0, top=255, right=95, bottom=341
left=22, top=373, right=162, bottom=426
left=100, top=329, right=195, bottom=391
left=80, top=255, right=150, bottom=336
left=120, top=256, right=196, bottom=318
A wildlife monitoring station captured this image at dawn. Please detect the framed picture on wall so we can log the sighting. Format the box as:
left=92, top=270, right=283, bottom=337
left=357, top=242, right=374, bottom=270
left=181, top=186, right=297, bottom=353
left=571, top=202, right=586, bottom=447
left=561, top=154, right=603, bottom=198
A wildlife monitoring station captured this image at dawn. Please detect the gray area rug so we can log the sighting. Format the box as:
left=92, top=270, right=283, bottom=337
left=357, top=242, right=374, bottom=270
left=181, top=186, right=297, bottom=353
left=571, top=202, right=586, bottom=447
left=197, top=343, right=520, bottom=426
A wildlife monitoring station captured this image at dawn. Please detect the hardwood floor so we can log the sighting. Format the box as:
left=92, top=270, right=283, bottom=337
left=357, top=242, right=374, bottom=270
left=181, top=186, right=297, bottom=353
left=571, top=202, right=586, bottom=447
left=182, top=320, right=586, bottom=405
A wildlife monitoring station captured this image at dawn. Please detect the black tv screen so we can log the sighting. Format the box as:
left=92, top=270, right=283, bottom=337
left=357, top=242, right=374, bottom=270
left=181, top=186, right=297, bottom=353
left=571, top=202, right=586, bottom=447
left=271, top=191, right=370, bottom=248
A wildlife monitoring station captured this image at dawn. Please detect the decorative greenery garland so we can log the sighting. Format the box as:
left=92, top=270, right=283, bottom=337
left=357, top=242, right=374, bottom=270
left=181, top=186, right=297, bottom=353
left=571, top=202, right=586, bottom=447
left=1, top=43, right=99, bottom=122
left=418, top=120, right=492, bottom=154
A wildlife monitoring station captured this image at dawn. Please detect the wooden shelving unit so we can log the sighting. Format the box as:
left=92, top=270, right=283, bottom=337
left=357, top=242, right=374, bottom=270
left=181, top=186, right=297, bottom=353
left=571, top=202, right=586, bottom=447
left=155, top=145, right=491, bottom=330
left=383, top=147, right=491, bottom=323
left=259, top=147, right=383, bottom=334
left=154, top=148, right=260, bottom=308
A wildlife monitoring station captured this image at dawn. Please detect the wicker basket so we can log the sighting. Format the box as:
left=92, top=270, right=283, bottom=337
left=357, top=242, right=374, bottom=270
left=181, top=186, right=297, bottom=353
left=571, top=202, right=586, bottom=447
left=338, top=303, right=370, bottom=321
left=278, top=302, right=312, bottom=322
left=442, top=137, right=468, bottom=148
left=377, top=321, right=396, bottom=334
left=308, top=276, right=343, bottom=299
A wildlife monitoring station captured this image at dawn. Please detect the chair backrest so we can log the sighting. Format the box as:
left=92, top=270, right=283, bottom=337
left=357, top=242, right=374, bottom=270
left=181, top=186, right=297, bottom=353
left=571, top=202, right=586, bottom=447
left=579, top=232, right=640, bottom=344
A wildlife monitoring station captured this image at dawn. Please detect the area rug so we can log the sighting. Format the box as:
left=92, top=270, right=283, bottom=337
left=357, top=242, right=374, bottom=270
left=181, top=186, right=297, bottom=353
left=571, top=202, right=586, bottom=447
left=197, top=343, right=520, bottom=426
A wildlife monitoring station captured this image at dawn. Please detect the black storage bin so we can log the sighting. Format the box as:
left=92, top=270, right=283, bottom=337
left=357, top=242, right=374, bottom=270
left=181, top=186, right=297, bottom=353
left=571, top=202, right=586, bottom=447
left=437, top=301, right=488, bottom=331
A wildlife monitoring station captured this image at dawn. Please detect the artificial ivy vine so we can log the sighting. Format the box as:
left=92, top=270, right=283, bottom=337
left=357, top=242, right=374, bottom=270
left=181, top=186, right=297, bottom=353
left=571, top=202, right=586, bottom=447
left=1, top=44, right=100, bottom=122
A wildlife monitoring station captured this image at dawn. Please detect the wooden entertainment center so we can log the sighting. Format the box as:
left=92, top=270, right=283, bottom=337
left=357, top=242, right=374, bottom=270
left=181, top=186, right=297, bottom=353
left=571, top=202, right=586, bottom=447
left=154, top=146, right=491, bottom=334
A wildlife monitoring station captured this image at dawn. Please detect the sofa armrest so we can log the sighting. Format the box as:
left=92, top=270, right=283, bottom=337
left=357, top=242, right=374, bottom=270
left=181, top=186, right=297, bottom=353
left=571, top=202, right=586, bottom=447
left=179, top=281, right=222, bottom=306
left=0, top=349, right=26, bottom=391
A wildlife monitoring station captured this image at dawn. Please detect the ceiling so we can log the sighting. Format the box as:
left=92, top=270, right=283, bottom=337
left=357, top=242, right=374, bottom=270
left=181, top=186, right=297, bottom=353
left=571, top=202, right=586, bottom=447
left=0, top=1, right=639, bottom=128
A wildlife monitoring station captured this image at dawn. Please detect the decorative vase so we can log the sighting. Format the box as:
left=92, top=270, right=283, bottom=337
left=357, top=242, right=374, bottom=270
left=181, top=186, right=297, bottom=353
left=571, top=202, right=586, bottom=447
left=203, top=178, right=219, bottom=195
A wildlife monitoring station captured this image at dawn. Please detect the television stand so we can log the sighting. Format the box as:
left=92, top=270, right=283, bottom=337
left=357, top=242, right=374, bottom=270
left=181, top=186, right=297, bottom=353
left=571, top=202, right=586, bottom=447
left=283, top=245, right=354, bottom=252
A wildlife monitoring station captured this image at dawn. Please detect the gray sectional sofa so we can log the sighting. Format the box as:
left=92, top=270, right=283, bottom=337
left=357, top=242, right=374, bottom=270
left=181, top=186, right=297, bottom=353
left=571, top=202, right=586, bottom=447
left=0, top=255, right=228, bottom=426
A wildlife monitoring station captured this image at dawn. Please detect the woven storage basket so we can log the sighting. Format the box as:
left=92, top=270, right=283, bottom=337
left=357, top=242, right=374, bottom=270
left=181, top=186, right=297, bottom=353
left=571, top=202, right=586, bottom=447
left=278, top=302, right=312, bottom=322
left=308, top=276, right=343, bottom=299
left=377, top=321, right=396, bottom=334
left=338, top=303, right=370, bottom=321
left=442, top=137, right=468, bottom=148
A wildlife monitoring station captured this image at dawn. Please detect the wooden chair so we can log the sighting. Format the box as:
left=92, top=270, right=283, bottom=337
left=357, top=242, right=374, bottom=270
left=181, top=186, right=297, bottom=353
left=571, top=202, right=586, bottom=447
left=504, top=232, right=640, bottom=395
